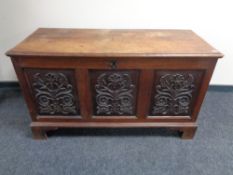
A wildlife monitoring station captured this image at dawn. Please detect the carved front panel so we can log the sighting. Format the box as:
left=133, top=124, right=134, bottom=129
left=150, top=70, right=203, bottom=116
left=25, top=69, right=80, bottom=116
left=90, top=70, right=139, bottom=116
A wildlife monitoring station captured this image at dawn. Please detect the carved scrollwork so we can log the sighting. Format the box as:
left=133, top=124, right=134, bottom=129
left=95, top=72, right=135, bottom=115
left=32, top=72, right=78, bottom=115
left=152, top=73, right=195, bottom=115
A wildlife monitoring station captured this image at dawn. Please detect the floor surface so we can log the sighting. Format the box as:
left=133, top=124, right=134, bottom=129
left=0, top=87, right=233, bottom=175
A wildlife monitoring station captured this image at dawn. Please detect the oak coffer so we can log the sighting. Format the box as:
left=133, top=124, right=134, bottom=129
left=6, top=28, right=223, bottom=139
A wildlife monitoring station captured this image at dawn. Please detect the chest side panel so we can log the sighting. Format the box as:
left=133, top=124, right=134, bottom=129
left=24, top=69, right=80, bottom=116
left=149, top=70, right=204, bottom=117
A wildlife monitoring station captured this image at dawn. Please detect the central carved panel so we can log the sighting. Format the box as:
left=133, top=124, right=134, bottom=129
left=91, top=70, right=138, bottom=116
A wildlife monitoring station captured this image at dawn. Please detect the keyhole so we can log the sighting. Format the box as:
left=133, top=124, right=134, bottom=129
left=110, top=60, right=117, bottom=69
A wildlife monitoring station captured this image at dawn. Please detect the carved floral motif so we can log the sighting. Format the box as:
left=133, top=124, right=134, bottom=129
left=95, top=72, right=135, bottom=115
left=32, top=72, right=78, bottom=115
left=152, top=73, right=195, bottom=115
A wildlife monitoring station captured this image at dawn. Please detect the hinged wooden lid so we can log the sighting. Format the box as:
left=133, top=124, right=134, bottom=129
left=6, top=28, right=223, bottom=58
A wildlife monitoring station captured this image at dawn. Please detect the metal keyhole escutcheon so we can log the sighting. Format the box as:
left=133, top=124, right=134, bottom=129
left=110, top=60, right=117, bottom=69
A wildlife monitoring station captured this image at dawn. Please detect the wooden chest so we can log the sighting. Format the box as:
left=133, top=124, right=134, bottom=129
left=6, top=28, right=223, bottom=139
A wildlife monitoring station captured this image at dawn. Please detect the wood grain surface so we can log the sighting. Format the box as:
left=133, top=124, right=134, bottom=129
left=6, top=28, right=223, bottom=58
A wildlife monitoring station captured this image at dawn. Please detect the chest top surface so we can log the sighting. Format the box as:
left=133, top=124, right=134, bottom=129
left=6, top=28, right=223, bottom=58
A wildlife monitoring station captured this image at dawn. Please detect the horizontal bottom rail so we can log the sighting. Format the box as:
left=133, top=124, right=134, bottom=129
left=31, top=121, right=197, bottom=128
